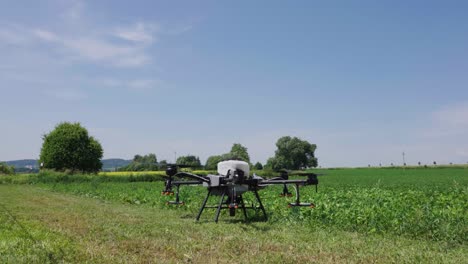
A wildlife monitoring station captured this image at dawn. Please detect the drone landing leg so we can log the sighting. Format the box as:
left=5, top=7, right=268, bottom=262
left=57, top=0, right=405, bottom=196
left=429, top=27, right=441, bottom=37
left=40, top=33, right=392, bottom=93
left=280, top=184, right=292, bottom=197
left=167, top=184, right=184, bottom=205
left=288, top=183, right=315, bottom=208
left=295, top=183, right=300, bottom=205
left=253, top=189, right=268, bottom=221
left=196, top=189, right=211, bottom=221
left=175, top=184, right=181, bottom=203
left=239, top=195, right=248, bottom=221
left=214, top=188, right=227, bottom=223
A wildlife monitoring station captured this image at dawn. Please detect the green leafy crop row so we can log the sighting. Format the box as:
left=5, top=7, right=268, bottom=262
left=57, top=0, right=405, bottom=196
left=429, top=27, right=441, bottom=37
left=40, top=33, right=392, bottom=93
left=4, top=168, right=467, bottom=244
left=38, top=182, right=467, bottom=244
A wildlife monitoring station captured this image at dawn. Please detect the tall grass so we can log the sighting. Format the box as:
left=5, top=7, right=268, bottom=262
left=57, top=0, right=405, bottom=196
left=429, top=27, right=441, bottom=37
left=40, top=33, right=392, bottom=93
left=0, top=170, right=166, bottom=184
left=2, top=167, right=467, bottom=244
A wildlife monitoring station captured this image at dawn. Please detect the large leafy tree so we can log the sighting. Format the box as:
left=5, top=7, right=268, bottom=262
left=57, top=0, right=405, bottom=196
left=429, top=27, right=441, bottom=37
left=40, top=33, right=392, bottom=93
left=205, top=143, right=251, bottom=170
left=265, top=136, right=317, bottom=170
left=176, top=155, right=202, bottom=167
left=229, top=143, right=250, bottom=163
left=205, top=155, right=223, bottom=170
left=39, top=122, right=103, bottom=173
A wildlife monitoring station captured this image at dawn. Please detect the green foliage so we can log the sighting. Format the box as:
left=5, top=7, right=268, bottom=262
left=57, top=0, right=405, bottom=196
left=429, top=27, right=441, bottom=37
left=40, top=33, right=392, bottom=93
left=0, top=162, right=14, bottom=175
left=253, top=162, right=263, bottom=170
left=3, top=185, right=467, bottom=263
left=119, top=162, right=159, bottom=171
left=0, top=170, right=166, bottom=184
left=266, top=136, right=317, bottom=170
left=119, top=153, right=159, bottom=171
left=205, top=143, right=251, bottom=169
left=133, top=153, right=157, bottom=164
left=2, top=167, right=468, bottom=248
left=30, top=167, right=468, bottom=244
left=39, top=122, right=103, bottom=173
left=159, top=160, right=168, bottom=167
left=176, top=155, right=201, bottom=167
left=205, top=155, right=223, bottom=170
left=229, top=143, right=250, bottom=162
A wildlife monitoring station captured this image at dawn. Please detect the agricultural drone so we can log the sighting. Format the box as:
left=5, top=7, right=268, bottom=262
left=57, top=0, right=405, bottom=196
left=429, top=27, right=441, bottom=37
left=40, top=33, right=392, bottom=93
left=162, top=160, right=319, bottom=222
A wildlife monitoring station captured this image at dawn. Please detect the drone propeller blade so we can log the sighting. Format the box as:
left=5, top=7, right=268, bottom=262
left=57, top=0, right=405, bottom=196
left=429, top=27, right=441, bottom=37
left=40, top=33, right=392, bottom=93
left=290, top=172, right=325, bottom=176
left=163, top=163, right=200, bottom=168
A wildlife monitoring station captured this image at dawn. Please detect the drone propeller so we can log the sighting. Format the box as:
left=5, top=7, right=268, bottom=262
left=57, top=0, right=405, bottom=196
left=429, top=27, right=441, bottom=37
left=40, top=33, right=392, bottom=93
left=290, top=172, right=325, bottom=178
left=161, top=163, right=208, bottom=205
left=268, top=169, right=322, bottom=197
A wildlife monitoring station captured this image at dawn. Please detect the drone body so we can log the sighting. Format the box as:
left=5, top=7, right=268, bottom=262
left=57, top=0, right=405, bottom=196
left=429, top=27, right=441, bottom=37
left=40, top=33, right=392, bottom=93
left=162, top=160, right=319, bottom=222
left=203, top=160, right=250, bottom=195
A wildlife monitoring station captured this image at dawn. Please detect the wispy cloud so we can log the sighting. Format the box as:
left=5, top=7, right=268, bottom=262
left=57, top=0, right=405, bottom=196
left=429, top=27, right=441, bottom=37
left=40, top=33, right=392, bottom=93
left=97, top=78, right=123, bottom=88
left=60, top=0, right=85, bottom=22
left=1, top=1, right=159, bottom=68
left=456, top=149, right=468, bottom=157
left=128, top=79, right=161, bottom=91
left=1, top=0, right=195, bottom=70
left=98, top=78, right=161, bottom=91
left=0, top=25, right=32, bottom=45
left=422, top=101, right=468, bottom=138
left=66, top=37, right=147, bottom=64
left=31, top=27, right=153, bottom=67
left=433, top=102, right=468, bottom=128
left=43, top=88, right=87, bottom=101
left=165, top=24, right=193, bottom=35
left=33, top=29, right=59, bottom=42
left=114, top=22, right=160, bottom=44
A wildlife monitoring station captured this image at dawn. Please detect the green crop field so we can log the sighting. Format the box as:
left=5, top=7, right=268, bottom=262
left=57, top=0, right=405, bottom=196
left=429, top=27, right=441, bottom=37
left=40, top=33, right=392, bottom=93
left=1, top=167, right=467, bottom=263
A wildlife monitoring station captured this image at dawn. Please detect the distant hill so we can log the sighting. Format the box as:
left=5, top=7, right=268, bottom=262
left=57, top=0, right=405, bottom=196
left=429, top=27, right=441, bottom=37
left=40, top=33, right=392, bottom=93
left=101, top=159, right=131, bottom=171
left=4, top=159, right=39, bottom=168
left=2, top=159, right=131, bottom=172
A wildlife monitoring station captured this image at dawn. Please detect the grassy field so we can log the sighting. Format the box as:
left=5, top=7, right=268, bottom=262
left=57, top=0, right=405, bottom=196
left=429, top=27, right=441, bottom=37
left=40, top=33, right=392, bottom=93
left=0, top=167, right=467, bottom=263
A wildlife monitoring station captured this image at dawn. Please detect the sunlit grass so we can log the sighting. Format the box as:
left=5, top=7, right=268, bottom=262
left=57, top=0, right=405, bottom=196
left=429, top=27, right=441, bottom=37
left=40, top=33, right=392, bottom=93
left=1, top=185, right=467, bottom=263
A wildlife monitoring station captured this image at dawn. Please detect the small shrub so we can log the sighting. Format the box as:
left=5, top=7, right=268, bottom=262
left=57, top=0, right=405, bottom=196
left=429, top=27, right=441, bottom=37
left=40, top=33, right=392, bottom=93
left=0, top=162, right=14, bottom=175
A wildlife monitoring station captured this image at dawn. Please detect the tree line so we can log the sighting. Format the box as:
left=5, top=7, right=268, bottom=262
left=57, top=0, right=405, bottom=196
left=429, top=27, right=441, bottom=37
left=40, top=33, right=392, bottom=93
left=36, top=122, right=318, bottom=173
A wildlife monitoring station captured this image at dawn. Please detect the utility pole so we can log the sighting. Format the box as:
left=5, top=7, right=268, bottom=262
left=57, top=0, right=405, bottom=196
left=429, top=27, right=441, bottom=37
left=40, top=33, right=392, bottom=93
left=402, top=152, right=406, bottom=165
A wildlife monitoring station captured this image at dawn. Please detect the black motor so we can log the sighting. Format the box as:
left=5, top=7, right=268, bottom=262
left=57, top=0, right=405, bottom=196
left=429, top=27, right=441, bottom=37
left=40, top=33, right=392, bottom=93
left=227, top=169, right=245, bottom=184
left=166, top=165, right=178, bottom=177
left=307, top=174, right=318, bottom=185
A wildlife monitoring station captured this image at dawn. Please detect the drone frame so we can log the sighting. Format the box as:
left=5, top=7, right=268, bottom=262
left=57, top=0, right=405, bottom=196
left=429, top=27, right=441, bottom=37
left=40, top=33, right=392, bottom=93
left=162, top=165, right=319, bottom=222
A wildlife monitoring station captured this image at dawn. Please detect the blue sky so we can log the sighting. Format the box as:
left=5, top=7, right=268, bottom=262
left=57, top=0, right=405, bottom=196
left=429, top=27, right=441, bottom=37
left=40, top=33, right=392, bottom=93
left=1, top=0, right=468, bottom=167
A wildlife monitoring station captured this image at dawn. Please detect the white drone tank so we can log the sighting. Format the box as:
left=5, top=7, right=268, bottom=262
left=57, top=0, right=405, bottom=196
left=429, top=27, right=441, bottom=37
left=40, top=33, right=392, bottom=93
left=217, top=160, right=250, bottom=177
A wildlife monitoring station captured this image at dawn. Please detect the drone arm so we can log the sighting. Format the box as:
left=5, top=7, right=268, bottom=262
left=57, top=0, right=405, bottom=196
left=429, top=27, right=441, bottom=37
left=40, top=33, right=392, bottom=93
left=260, top=179, right=309, bottom=185
left=173, top=172, right=210, bottom=183
left=260, top=173, right=318, bottom=186
left=162, top=172, right=207, bottom=196
left=260, top=180, right=317, bottom=208
left=164, top=173, right=209, bottom=206
left=171, top=180, right=203, bottom=185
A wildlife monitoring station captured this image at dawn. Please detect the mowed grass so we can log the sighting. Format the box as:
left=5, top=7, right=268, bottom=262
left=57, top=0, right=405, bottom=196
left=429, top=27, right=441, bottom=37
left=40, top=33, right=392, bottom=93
left=1, top=185, right=467, bottom=263
left=1, top=167, right=467, bottom=263
left=30, top=167, right=468, bottom=243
